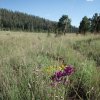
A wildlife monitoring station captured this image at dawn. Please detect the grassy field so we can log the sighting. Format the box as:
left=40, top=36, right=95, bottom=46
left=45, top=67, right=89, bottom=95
left=0, top=31, right=100, bottom=100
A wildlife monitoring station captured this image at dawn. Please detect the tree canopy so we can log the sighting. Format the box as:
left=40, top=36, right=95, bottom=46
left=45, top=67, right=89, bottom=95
left=57, top=15, right=71, bottom=35
left=0, top=8, right=78, bottom=34
left=91, top=13, right=100, bottom=33
left=0, top=8, right=56, bottom=33
left=79, top=13, right=100, bottom=35
left=79, top=16, right=90, bottom=35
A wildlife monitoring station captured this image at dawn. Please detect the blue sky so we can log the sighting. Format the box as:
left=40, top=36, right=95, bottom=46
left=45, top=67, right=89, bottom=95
left=0, top=0, right=100, bottom=27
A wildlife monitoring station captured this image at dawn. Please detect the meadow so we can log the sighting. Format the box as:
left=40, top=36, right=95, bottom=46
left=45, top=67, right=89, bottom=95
left=0, top=31, right=100, bottom=100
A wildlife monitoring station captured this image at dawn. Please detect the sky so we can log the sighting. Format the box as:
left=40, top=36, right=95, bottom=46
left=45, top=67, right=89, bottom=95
left=0, top=0, right=100, bottom=27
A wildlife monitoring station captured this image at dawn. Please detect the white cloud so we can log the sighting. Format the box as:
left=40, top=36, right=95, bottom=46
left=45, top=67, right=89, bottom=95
left=86, top=0, right=94, bottom=2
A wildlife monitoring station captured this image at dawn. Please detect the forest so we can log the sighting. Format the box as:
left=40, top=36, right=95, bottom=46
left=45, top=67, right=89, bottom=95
left=0, top=8, right=78, bottom=33
left=79, top=13, right=100, bottom=35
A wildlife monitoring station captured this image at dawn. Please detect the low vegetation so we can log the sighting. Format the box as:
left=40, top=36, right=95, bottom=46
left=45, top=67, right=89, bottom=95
left=0, top=31, right=100, bottom=100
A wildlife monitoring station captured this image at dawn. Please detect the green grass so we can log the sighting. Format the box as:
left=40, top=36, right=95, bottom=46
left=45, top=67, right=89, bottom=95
left=73, top=37, right=100, bottom=66
left=0, top=31, right=100, bottom=100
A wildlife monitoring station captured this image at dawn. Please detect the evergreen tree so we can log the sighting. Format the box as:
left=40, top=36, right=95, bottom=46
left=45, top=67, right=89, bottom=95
left=91, top=13, right=100, bottom=33
left=0, top=8, right=79, bottom=34
left=0, top=8, right=56, bottom=33
left=79, top=16, right=90, bottom=35
left=57, top=15, right=71, bottom=35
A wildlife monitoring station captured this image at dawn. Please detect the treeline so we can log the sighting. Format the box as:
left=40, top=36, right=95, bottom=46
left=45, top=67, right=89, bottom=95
left=79, top=13, right=100, bottom=35
left=55, top=15, right=78, bottom=36
left=0, top=8, right=56, bottom=33
left=0, top=8, right=78, bottom=33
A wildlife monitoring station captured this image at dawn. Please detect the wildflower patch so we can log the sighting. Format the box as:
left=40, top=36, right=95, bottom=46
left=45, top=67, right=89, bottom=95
left=50, top=65, right=75, bottom=86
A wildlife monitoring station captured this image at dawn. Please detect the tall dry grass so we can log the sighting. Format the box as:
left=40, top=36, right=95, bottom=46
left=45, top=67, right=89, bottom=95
left=0, top=31, right=100, bottom=100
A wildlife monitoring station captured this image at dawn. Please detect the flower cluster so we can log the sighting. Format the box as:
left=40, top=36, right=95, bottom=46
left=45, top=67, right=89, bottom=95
left=42, top=65, right=65, bottom=75
left=50, top=65, right=74, bottom=86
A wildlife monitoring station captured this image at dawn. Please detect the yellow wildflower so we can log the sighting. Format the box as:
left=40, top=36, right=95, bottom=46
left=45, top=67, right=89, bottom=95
left=60, top=65, right=66, bottom=70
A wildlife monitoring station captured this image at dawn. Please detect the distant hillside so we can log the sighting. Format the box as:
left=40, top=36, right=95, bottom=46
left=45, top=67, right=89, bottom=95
left=0, top=8, right=78, bottom=33
left=0, top=8, right=57, bottom=32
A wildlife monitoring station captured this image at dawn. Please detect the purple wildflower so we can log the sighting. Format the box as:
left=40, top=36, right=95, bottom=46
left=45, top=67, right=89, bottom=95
left=63, top=65, right=74, bottom=76
left=55, top=71, right=63, bottom=79
left=51, top=71, right=63, bottom=82
left=50, top=65, right=75, bottom=85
